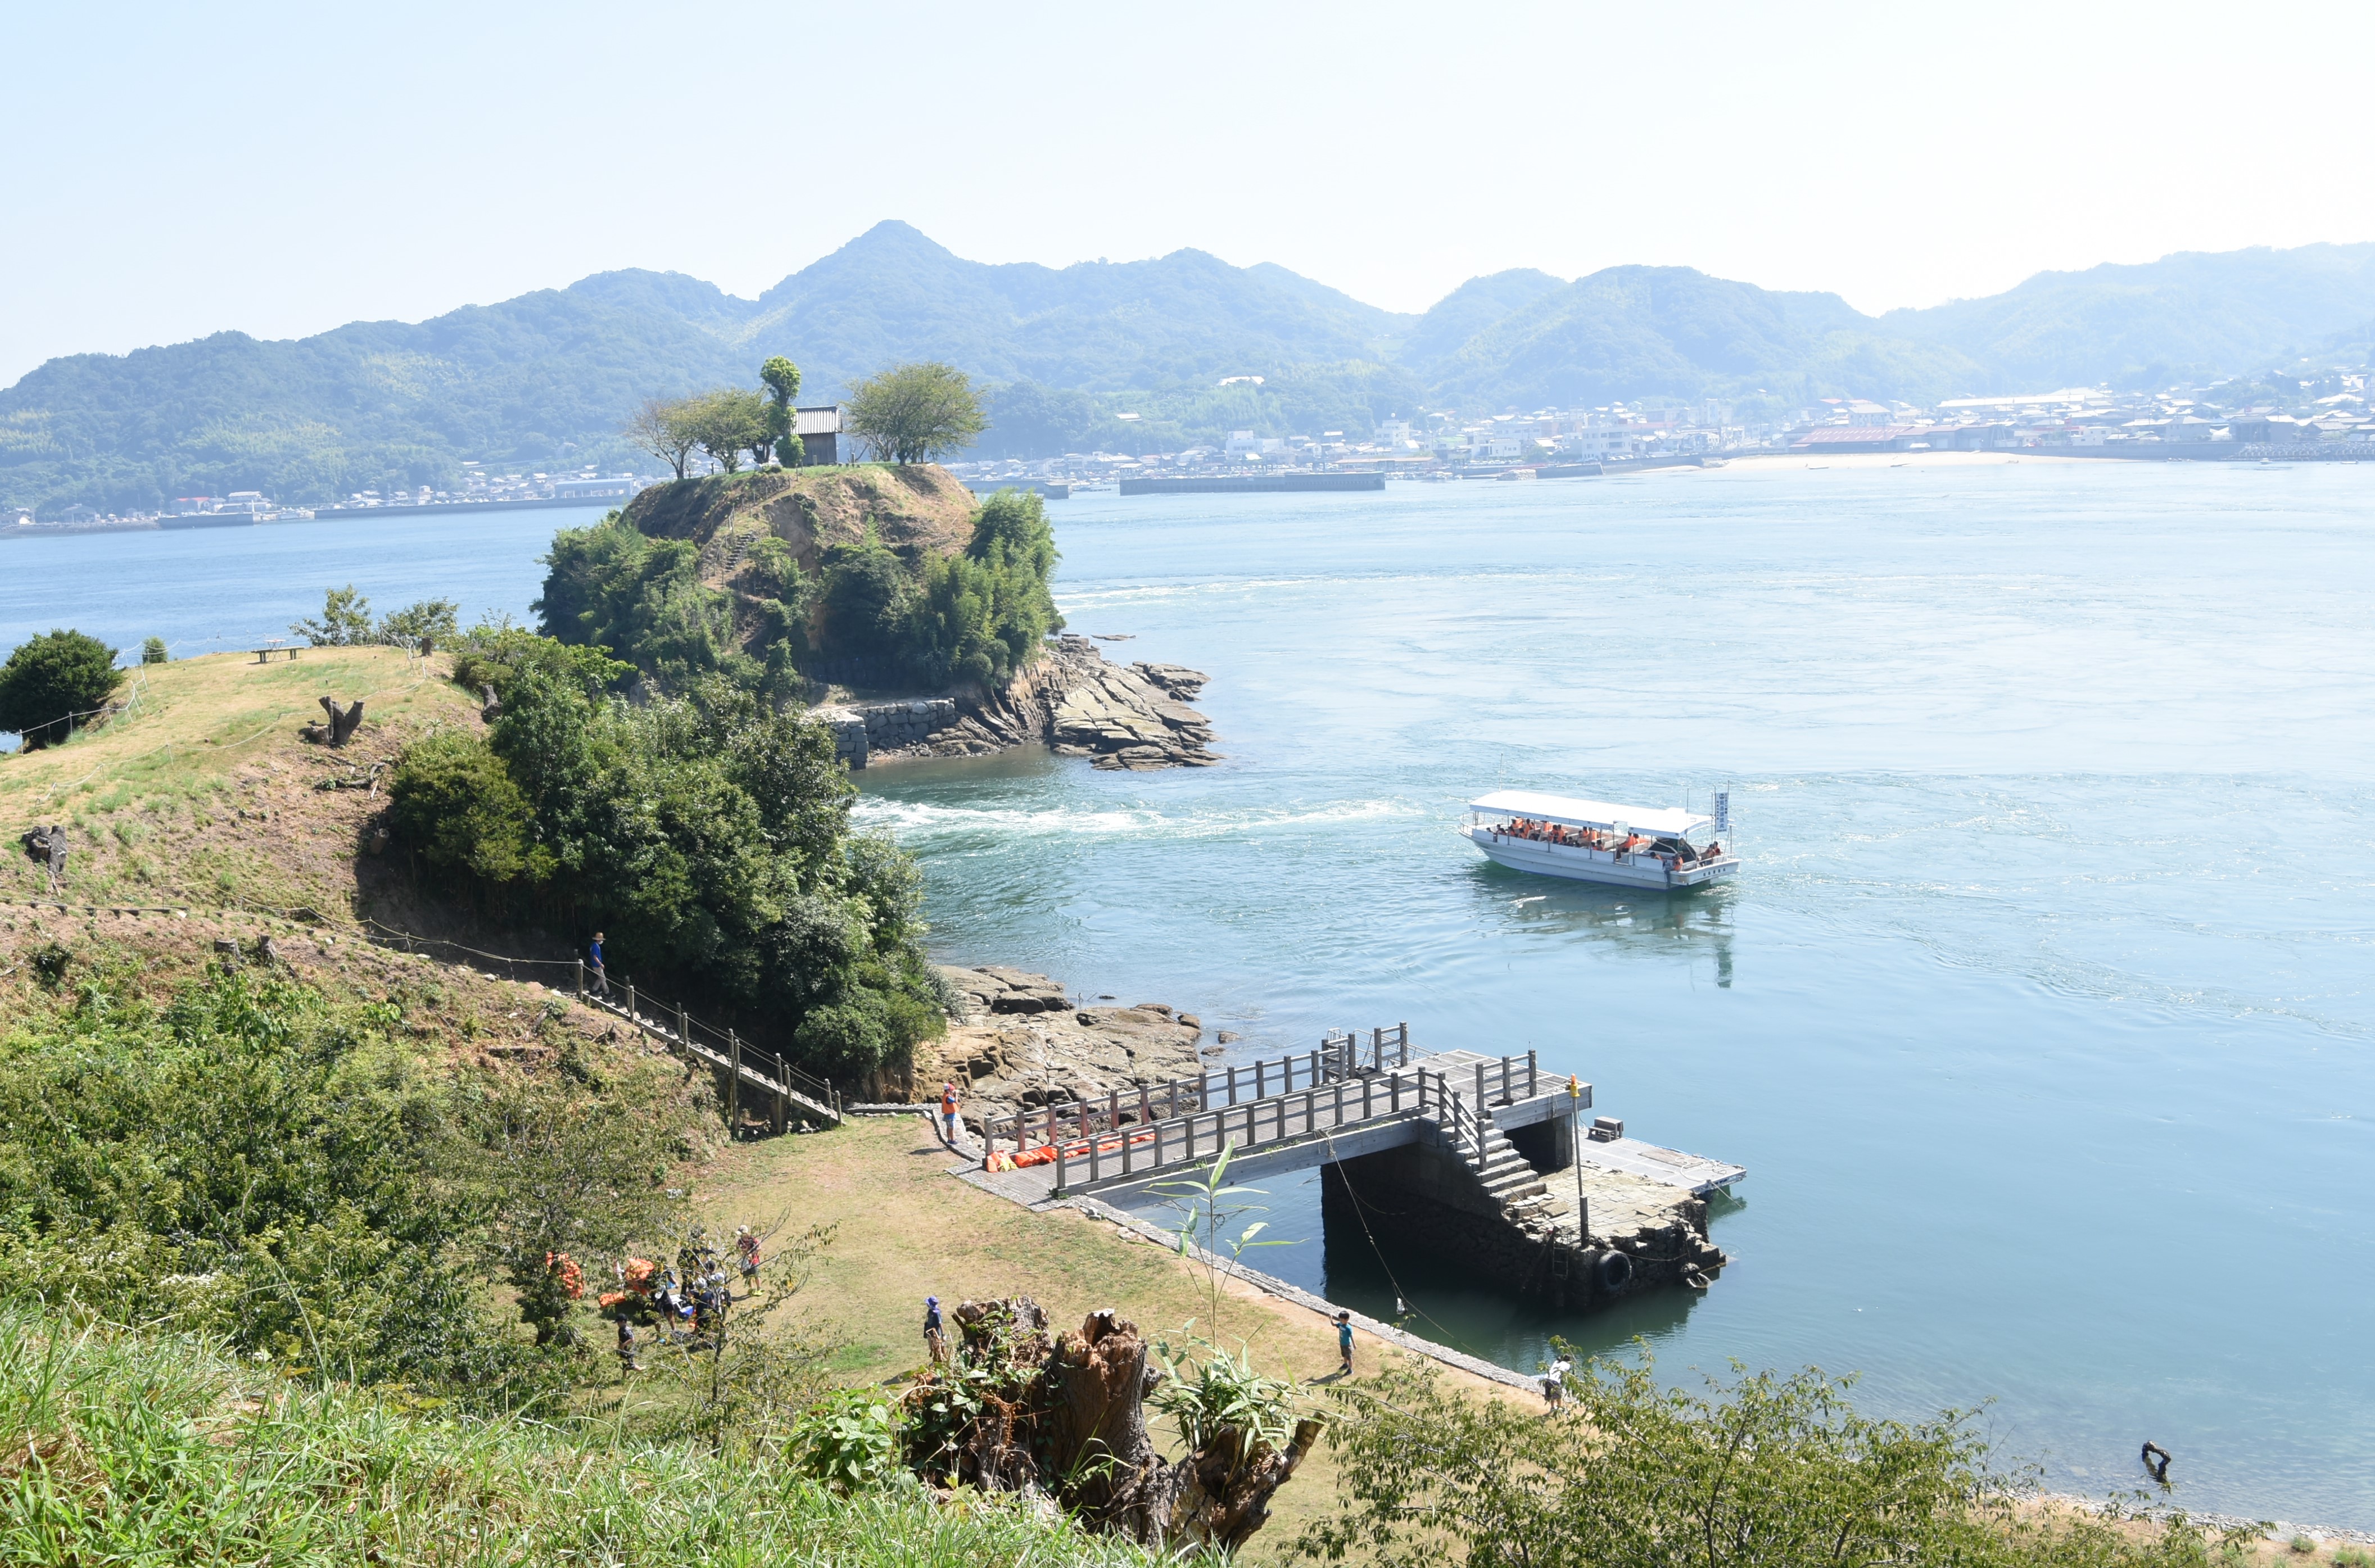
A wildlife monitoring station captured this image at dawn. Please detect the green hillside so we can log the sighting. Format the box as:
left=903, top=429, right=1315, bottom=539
left=1878, top=241, right=2375, bottom=388
left=10, top=226, right=2375, bottom=512
left=1427, top=265, right=1988, bottom=409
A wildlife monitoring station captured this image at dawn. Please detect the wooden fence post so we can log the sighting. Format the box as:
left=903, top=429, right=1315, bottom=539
left=729, top=1030, right=743, bottom=1135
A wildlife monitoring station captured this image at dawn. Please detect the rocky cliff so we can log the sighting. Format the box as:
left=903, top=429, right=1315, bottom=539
left=623, top=464, right=977, bottom=583
left=868, top=636, right=1220, bottom=771
left=921, top=966, right=1214, bottom=1129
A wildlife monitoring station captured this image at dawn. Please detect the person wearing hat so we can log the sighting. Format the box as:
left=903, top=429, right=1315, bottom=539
left=1336, top=1309, right=1355, bottom=1377
left=734, top=1226, right=761, bottom=1293
left=924, top=1295, right=949, bottom=1367
left=939, top=1081, right=961, bottom=1145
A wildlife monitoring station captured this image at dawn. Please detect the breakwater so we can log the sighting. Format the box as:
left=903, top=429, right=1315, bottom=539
left=1118, top=474, right=1384, bottom=495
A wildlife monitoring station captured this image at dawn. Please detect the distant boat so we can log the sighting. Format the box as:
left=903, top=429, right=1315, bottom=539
left=1462, top=790, right=1739, bottom=890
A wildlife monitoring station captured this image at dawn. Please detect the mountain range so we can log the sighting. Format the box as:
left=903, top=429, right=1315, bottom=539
left=7, top=221, right=2375, bottom=512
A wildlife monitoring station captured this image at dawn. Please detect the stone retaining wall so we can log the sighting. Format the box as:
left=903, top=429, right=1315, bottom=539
left=811, top=699, right=960, bottom=769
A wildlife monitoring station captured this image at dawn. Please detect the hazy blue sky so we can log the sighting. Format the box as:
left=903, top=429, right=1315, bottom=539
left=8, top=1, right=2375, bottom=386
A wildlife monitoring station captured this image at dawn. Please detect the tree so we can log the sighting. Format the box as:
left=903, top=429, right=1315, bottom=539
left=624, top=395, right=703, bottom=480
left=845, top=361, right=987, bottom=464
left=1299, top=1354, right=2241, bottom=1568
left=760, top=356, right=805, bottom=467
left=141, top=637, right=169, bottom=664
left=684, top=388, right=775, bottom=473
left=377, top=597, right=459, bottom=647
left=293, top=585, right=373, bottom=646
left=472, top=1069, right=689, bottom=1347
left=0, top=629, right=121, bottom=750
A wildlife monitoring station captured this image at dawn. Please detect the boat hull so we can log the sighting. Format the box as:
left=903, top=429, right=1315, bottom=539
left=1464, top=827, right=1736, bottom=889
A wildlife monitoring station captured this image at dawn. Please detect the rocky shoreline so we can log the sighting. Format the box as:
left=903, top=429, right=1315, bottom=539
left=821, top=636, right=1220, bottom=771
left=919, top=964, right=1219, bottom=1130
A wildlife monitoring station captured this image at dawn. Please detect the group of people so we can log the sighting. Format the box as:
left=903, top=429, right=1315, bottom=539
left=1493, top=819, right=1723, bottom=868
left=1500, top=817, right=1636, bottom=852
left=609, top=1225, right=764, bottom=1371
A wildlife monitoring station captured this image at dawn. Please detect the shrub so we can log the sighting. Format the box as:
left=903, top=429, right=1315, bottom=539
left=536, top=514, right=739, bottom=681
left=0, top=628, right=121, bottom=749
left=817, top=532, right=915, bottom=667
left=0, top=966, right=520, bottom=1393
left=385, top=730, right=540, bottom=885
left=791, top=1386, right=907, bottom=1493
left=140, top=636, right=168, bottom=664
left=1302, top=1355, right=2245, bottom=1568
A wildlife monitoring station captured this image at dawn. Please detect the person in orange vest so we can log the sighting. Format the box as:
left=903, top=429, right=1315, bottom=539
left=939, top=1081, right=960, bottom=1144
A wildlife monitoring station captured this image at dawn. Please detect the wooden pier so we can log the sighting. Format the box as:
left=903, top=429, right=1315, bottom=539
left=969, top=1023, right=1740, bottom=1309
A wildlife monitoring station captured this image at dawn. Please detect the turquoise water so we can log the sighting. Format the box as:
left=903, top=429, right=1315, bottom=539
left=4, top=469, right=2369, bottom=1521
left=851, top=465, right=2375, bottom=1525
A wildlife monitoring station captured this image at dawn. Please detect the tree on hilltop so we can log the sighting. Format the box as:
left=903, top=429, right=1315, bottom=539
left=761, top=356, right=805, bottom=466
left=684, top=387, right=774, bottom=473
left=0, top=629, right=121, bottom=750
left=623, top=395, right=704, bottom=480
left=846, top=361, right=986, bottom=465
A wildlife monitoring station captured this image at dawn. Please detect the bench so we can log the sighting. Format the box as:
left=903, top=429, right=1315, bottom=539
left=251, top=646, right=301, bottom=664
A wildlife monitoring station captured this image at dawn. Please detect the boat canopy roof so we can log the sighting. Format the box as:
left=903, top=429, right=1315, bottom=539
left=1467, top=789, right=1711, bottom=836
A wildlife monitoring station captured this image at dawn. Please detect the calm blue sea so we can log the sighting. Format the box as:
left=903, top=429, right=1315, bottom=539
left=4, top=468, right=2369, bottom=1524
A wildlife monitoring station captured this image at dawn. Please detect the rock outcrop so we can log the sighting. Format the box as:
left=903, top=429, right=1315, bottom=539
left=920, top=966, right=1208, bottom=1129
left=877, top=637, right=1220, bottom=771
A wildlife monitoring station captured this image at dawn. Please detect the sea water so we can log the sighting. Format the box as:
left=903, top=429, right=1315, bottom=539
left=4, top=468, right=2369, bottom=1522
left=853, top=463, right=2375, bottom=1527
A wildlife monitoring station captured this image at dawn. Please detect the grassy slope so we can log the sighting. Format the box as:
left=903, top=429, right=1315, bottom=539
left=0, top=1309, right=1183, bottom=1567
left=0, top=647, right=477, bottom=917
left=0, top=651, right=1447, bottom=1558
left=696, top=1117, right=1532, bottom=1564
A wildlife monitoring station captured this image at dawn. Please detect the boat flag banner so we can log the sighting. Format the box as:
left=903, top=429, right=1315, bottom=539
left=1714, top=791, right=1730, bottom=836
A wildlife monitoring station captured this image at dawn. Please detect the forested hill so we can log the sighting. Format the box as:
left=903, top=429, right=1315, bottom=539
left=9, top=224, right=2375, bottom=513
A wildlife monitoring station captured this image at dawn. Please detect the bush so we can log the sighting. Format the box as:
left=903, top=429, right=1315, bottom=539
left=399, top=634, right=946, bottom=1080
left=140, top=636, right=168, bottom=664
left=817, top=532, right=915, bottom=666
left=791, top=1386, right=908, bottom=1493
left=0, top=965, right=518, bottom=1393
left=536, top=514, right=740, bottom=681
left=384, top=730, right=540, bottom=884
left=0, top=628, right=121, bottom=749
left=1302, top=1355, right=2254, bottom=1568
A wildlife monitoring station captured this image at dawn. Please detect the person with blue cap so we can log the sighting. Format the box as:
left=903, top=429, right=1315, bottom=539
left=924, top=1295, right=948, bottom=1366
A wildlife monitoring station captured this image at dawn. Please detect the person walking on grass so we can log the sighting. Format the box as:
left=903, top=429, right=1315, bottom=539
left=924, top=1295, right=949, bottom=1367
left=587, top=931, right=610, bottom=998
left=939, top=1081, right=961, bottom=1145
left=735, top=1226, right=762, bottom=1294
left=1336, top=1309, right=1355, bottom=1377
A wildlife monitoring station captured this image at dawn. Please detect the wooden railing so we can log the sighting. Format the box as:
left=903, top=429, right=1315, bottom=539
left=1046, top=1052, right=1542, bottom=1193
left=985, top=1026, right=1408, bottom=1155
left=576, top=965, right=843, bottom=1127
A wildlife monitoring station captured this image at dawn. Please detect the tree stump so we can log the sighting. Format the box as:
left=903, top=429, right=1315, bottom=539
left=318, top=697, right=365, bottom=746
left=21, top=826, right=67, bottom=892
left=479, top=683, right=502, bottom=722
left=906, top=1299, right=1313, bottom=1551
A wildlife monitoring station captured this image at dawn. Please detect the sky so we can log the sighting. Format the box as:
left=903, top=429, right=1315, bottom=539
left=8, top=0, right=2375, bottom=387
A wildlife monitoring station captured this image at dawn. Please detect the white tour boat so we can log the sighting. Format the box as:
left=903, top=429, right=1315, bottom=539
left=1463, top=788, right=1738, bottom=890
